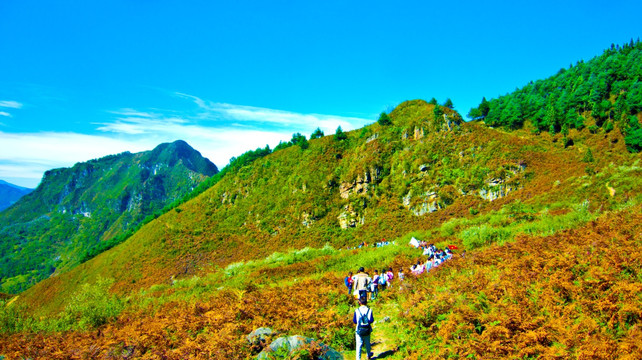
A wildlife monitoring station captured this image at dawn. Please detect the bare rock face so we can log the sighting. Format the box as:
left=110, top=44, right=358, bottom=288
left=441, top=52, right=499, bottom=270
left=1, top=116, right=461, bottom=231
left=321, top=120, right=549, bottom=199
left=403, top=190, right=441, bottom=216
left=301, top=212, right=314, bottom=228
left=339, top=166, right=382, bottom=199
left=338, top=204, right=362, bottom=229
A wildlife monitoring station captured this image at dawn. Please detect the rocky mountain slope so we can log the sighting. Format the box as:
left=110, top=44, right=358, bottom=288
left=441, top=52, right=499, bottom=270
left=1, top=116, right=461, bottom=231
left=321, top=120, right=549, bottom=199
left=0, top=140, right=218, bottom=294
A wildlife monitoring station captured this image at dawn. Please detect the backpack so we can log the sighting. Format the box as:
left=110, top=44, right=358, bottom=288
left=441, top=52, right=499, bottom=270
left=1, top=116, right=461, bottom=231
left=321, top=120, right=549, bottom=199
left=379, top=275, right=387, bottom=286
left=356, top=307, right=372, bottom=336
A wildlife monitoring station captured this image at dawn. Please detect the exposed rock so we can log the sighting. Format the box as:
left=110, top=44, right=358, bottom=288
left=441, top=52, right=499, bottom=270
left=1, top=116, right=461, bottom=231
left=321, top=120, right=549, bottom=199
left=403, top=190, right=441, bottom=216
left=366, top=133, right=379, bottom=143
left=256, top=335, right=342, bottom=360
left=478, top=182, right=521, bottom=201
left=339, top=167, right=382, bottom=199
left=338, top=204, right=361, bottom=229
left=247, top=327, right=274, bottom=344
left=477, top=163, right=526, bottom=201
left=413, top=126, right=425, bottom=140
left=301, top=212, right=314, bottom=227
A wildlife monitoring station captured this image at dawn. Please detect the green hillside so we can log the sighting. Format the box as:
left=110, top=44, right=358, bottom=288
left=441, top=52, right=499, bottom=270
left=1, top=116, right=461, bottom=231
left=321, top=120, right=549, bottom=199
left=0, top=140, right=218, bottom=294
left=2, top=47, right=642, bottom=358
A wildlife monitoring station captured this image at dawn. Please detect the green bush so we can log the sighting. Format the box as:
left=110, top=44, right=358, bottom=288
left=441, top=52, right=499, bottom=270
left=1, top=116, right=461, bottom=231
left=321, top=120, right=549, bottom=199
left=460, top=225, right=510, bottom=249
left=61, top=276, right=123, bottom=330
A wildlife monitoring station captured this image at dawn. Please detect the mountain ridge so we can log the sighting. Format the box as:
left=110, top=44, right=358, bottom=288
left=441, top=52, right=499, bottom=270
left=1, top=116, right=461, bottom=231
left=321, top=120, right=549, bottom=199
left=0, top=180, right=32, bottom=212
left=0, top=140, right=218, bottom=294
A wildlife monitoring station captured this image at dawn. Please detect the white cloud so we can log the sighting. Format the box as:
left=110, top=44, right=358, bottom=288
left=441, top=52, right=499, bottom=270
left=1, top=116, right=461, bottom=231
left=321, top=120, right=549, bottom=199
left=0, top=131, right=153, bottom=187
left=0, top=111, right=11, bottom=117
left=0, top=95, right=374, bottom=188
left=176, top=92, right=371, bottom=134
left=0, top=100, right=23, bottom=109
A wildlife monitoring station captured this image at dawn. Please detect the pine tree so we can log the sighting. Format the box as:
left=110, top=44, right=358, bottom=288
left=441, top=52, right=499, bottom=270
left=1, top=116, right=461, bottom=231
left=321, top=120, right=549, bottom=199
left=334, top=126, right=348, bottom=141
left=310, top=127, right=324, bottom=139
left=377, top=112, right=392, bottom=126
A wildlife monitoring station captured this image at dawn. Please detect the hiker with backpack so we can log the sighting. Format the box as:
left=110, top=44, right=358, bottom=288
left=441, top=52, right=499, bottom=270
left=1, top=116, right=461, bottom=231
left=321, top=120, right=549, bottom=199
left=353, top=296, right=374, bottom=360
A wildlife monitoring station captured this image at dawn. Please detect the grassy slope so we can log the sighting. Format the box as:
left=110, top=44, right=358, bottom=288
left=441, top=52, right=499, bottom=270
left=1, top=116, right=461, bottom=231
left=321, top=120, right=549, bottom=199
left=1, top=206, right=641, bottom=359
left=15, top=99, right=592, bottom=313
left=2, top=100, right=642, bottom=358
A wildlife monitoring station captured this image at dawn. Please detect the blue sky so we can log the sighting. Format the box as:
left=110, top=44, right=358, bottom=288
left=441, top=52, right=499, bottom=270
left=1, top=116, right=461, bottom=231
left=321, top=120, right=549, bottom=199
left=1, top=0, right=641, bottom=188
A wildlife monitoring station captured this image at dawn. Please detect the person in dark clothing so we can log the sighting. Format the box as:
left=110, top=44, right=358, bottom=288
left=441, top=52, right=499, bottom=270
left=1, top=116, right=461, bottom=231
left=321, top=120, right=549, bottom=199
left=345, top=271, right=354, bottom=295
left=353, top=296, right=374, bottom=360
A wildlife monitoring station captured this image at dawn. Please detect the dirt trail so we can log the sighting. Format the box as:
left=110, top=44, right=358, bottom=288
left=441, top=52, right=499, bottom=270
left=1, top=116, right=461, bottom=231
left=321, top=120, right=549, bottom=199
left=342, top=300, right=400, bottom=360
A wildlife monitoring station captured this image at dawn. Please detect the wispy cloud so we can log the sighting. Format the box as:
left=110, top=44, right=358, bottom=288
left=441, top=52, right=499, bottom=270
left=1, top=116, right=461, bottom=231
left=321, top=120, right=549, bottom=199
left=176, top=92, right=371, bottom=133
left=96, top=93, right=373, bottom=168
left=1, top=93, right=374, bottom=188
left=0, top=100, right=23, bottom=118
left=0, top=100, right=23, bottom=109
left=0, top=131, right=152, bottom=188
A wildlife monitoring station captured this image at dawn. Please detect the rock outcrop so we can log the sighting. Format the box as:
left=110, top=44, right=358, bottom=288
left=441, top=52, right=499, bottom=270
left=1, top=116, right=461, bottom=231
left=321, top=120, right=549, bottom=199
left=256, top=335, right=342, bottom=360
left=339, top=166, right=382, bottom=199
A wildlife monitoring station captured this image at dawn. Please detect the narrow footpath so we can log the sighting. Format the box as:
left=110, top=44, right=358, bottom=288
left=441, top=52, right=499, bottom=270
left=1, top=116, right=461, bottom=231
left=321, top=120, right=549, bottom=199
left=341, top=300, right=400, bottom=360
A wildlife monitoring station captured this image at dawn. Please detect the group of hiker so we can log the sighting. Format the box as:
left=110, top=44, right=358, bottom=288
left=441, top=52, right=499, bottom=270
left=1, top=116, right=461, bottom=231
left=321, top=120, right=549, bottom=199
left=346, top=239, right=395, bottom=250
left=344, top=267, right=394, bottom=300
left=347, top=240, right=462, bottom=360
left=347, top=267, right=378, bottom=360
left=409, top=243, right=457, bottom=276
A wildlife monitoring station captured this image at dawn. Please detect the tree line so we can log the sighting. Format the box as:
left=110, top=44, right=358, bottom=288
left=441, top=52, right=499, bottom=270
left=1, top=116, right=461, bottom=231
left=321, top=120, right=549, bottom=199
left=468, top=39, right=642, bottom=152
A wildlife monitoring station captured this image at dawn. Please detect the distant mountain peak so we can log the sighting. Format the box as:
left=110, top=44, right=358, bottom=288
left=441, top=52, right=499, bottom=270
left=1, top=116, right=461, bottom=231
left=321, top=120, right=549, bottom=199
left=0, top=141, right=219, bottom=294
left=149, top=140, right=218, bottom=176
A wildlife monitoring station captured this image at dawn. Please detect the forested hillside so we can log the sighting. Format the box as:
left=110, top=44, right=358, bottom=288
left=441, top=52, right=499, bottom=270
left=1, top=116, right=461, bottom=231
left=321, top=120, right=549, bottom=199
left=0, top=140, right=218, bottom=294
left=468, top=39, right=642, bottom=151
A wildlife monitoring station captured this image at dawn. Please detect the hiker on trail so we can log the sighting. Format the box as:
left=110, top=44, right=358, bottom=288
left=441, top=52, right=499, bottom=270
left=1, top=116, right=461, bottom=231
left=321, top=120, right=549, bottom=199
left=414, top=260, right=425, bottom=275
left=386, top=268, right=394, bottom=283
left=398, top=268, right=405, bottom=281
left=352, top=267, right=371, bottom=299
left=353, top=296, right=374, bottom=360
left=371, top=270, right=380, bottom=300
left=378, top=268, right=388, bottom=291
left=425, top=255, right=435, bottom=273
left=345, top=271, right=354, bottom=295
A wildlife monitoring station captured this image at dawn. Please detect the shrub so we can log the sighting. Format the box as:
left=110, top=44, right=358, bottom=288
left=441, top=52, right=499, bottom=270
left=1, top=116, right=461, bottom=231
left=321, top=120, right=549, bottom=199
left=460, top=225, right=510, bottom=249
left=61, top=276, right=123, bottom=330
